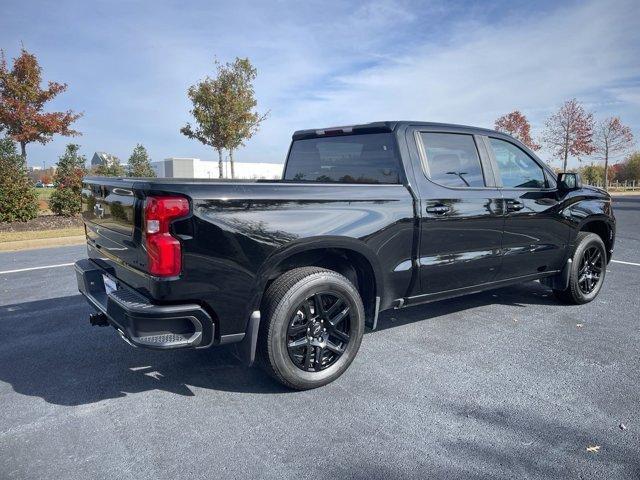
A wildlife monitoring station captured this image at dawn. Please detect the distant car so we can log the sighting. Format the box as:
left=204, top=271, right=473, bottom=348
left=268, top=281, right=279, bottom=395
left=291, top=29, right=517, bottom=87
left=45, top=183, right=54, bottom=188
left=35, top=182, right=44, bottom=188
left=75, top=121, right=616, bottom=389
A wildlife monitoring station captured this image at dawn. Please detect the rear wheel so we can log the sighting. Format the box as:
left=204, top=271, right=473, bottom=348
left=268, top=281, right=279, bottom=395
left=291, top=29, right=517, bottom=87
left=258, top=267, right=365, bottom=390
left=554, top=232, right=607, bottom=304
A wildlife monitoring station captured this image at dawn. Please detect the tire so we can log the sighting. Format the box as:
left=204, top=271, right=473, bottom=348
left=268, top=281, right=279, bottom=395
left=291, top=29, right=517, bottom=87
left=258, top=267, right=365, bottom=390
left=554, top=232, right=607, bottom=304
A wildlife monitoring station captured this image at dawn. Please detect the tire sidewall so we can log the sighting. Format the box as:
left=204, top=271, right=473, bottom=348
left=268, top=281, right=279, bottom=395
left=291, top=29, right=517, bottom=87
left=268, top=274, right=364, bottom=389
left=570, top=234, right=607, bottom=303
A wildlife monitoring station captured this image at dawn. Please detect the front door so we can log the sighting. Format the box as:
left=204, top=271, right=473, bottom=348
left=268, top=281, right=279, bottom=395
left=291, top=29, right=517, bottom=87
left=486, top=136, right=570, bottom=279
left=407, top=128, right=504, bottom=297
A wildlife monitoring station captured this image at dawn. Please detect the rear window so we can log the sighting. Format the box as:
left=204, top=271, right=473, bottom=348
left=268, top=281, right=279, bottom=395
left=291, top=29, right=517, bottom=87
left=283, top=133, right=401, bottom=184
left=419, top=132, right=485, bottom=188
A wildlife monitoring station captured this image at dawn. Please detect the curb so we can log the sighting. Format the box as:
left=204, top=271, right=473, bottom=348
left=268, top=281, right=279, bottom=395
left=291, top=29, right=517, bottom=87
left=0, top=235, right=86, bottom=252
left=609, top=191, right=640, bottom=196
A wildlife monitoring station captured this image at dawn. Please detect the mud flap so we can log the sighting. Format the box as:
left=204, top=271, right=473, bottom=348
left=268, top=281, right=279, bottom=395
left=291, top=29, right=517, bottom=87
left=234, top=311, right=261, bottom=367
left=541, top=258, right=572, bottom=291
left=366, top=296, right=381, bottom=330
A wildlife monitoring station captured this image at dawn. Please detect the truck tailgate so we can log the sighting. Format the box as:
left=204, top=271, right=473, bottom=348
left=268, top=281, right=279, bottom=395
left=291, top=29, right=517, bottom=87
left=81, top=179, right=144, bottom=271
left=82, top=182, right=136, bottom=235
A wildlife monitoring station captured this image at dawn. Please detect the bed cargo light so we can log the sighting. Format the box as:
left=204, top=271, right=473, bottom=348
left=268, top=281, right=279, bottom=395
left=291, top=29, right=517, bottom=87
left=144, top=196, right=190, bottom=277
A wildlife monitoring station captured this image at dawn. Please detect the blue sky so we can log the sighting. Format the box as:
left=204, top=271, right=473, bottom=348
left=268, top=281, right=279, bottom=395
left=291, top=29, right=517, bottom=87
left=1, top=0, right=639, bottom=169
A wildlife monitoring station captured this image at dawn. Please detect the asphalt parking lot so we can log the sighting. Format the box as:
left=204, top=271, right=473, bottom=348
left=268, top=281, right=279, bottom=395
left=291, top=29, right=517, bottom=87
left=1, top=196, right=639, bottom=479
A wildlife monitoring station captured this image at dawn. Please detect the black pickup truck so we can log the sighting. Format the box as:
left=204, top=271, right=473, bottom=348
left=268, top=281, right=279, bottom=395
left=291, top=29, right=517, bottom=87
left=75, top=121, right=615, bottom=389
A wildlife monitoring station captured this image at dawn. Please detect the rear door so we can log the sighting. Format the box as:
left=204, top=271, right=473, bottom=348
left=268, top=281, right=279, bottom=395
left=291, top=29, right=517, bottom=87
left=485, top=136, right=570, bottom=279
left=405, top=126, right=504, bottom=297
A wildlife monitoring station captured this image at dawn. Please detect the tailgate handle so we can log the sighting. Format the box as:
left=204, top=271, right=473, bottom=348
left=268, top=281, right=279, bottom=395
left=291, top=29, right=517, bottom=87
left=506, top=200, right=524, bottom=211
left=426, top=204, right=451, bottom=215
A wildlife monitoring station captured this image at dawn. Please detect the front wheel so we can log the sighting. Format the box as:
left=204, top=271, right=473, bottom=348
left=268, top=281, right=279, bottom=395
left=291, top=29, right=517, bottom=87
left=258, top=267, right=365, bottom=390
left=554, top=232, right=607, bottom=304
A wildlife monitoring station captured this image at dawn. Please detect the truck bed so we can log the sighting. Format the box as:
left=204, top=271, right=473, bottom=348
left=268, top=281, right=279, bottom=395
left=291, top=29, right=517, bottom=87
left=80, top=176, right=417, bottom=341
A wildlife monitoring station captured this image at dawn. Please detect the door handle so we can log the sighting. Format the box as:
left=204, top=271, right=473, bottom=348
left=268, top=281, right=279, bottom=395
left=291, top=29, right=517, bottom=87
left=426, top=204, right=451, bottom=215
left=506, top=200, right=524, bottom=212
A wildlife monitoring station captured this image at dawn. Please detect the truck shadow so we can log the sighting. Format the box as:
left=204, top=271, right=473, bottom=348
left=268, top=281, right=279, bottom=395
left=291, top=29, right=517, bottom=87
left=375, top=280, right=561, bottom=331
left=0, top=295, right=289, bottom=405
left=0, top=282, right=561, bottom=406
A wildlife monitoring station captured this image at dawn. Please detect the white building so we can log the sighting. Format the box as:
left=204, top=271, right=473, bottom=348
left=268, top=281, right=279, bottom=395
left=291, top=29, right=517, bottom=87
left=151, top=158, right=283, bottom=180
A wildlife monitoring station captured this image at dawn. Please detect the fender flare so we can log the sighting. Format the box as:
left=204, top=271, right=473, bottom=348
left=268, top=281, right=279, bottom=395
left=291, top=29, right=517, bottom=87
left=248, top=235, right=385, bottom=313
left=573, top=215, right=614, bottom=246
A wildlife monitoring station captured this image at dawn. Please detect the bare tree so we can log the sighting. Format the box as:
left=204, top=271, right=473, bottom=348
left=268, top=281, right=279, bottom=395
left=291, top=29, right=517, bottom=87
left=593, top=116, right=634, bottom=190
left=542, top=99, right=594, bottom=171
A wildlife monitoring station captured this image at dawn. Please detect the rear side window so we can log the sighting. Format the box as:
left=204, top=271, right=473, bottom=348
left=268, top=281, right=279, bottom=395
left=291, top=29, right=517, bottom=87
left=284, top=133, right=400, bottom=184
left=419, top=133, right=485, bottom=188
left=489, top=138, right=546, bottom=189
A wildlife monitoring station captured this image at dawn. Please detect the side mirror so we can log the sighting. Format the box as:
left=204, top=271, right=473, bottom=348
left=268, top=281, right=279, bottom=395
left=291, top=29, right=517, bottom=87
left=558, top=172, right=582, bottom=191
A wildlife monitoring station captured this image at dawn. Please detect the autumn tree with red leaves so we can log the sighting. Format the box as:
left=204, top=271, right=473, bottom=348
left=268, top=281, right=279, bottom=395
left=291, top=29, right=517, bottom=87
left=494, top=110, right=540, bottom=150
left=593, top=116, right=634, bottom=190
left=0, top=48, right=82, bottom=160
left=542, top=99, right=594, bottom=171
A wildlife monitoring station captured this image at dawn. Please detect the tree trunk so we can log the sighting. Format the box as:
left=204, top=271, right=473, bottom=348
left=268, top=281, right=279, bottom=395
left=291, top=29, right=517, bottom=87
left=217, top=149, right=224, bottom=179
left=20, top=142, right=27, bottom=160
left=229, top=149, right=235, bottom=179
left=603, top=147, right=609, bottom=192
left=563, top=129, right=569, bottom=172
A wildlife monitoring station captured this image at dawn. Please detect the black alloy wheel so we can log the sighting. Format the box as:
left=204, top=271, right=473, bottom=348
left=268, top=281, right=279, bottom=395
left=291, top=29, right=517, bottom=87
left=553, top=231, right=607, bottom=305
left=577, top=245, right=604, bottom=295
left=286, top=292, right=351, bottom=372
left=258, top=267, right=365, bottom=390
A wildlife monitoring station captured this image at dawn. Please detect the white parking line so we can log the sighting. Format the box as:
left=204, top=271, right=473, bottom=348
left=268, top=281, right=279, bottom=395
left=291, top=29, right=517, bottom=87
left=611, top=259, right=640, bottom=267
left=0, top=262, right=75, bottom=275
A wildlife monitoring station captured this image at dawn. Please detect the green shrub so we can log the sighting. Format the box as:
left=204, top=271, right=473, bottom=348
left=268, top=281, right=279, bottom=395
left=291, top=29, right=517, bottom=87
left=51, top=144, right=86, bottom=216
left=621, top=152, right=640, bottom=182
left=50, top=186, right=82, bottom=216
left=0, top=137, right=38, bottom=222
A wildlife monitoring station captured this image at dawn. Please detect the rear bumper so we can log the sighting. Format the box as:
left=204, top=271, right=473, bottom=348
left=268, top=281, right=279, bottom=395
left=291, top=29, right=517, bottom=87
left=75, top=259, right=215, bottom=349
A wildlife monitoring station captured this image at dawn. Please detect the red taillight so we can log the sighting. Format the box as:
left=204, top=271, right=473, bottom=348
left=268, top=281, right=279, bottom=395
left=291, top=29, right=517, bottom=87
left=144, top=196, right=190, bottom=277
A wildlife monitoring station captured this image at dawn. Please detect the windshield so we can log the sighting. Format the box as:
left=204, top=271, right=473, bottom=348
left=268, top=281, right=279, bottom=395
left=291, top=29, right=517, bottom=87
left=283, top=133, right=401, bottom=184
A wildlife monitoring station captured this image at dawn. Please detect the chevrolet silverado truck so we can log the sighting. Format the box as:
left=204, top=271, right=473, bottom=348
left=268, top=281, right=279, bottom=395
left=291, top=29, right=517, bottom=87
left=75, top=121, right=615, bottom=389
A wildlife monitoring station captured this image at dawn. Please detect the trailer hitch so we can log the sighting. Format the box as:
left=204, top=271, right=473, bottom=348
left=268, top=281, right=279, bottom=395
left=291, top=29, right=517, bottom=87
left=89, top=312, right=109, bottom=327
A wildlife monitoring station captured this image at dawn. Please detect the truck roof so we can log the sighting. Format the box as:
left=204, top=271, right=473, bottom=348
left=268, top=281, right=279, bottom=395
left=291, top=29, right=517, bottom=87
left=292, top=121, right=498, bottom=140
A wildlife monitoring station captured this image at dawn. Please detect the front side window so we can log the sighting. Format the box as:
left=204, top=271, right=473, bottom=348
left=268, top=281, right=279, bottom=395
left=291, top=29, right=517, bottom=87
left=284, top=133, right=400, bottom=183
left=489, top=138, right=546, bottom=189
left=419, top=132, right=485, bottom=188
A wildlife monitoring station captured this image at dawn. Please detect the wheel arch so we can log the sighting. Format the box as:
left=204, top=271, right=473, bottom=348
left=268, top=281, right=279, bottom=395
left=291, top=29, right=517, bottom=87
left=250, top=237, right=383, bottom=327
left=578, top=218, right=613, bottom=262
